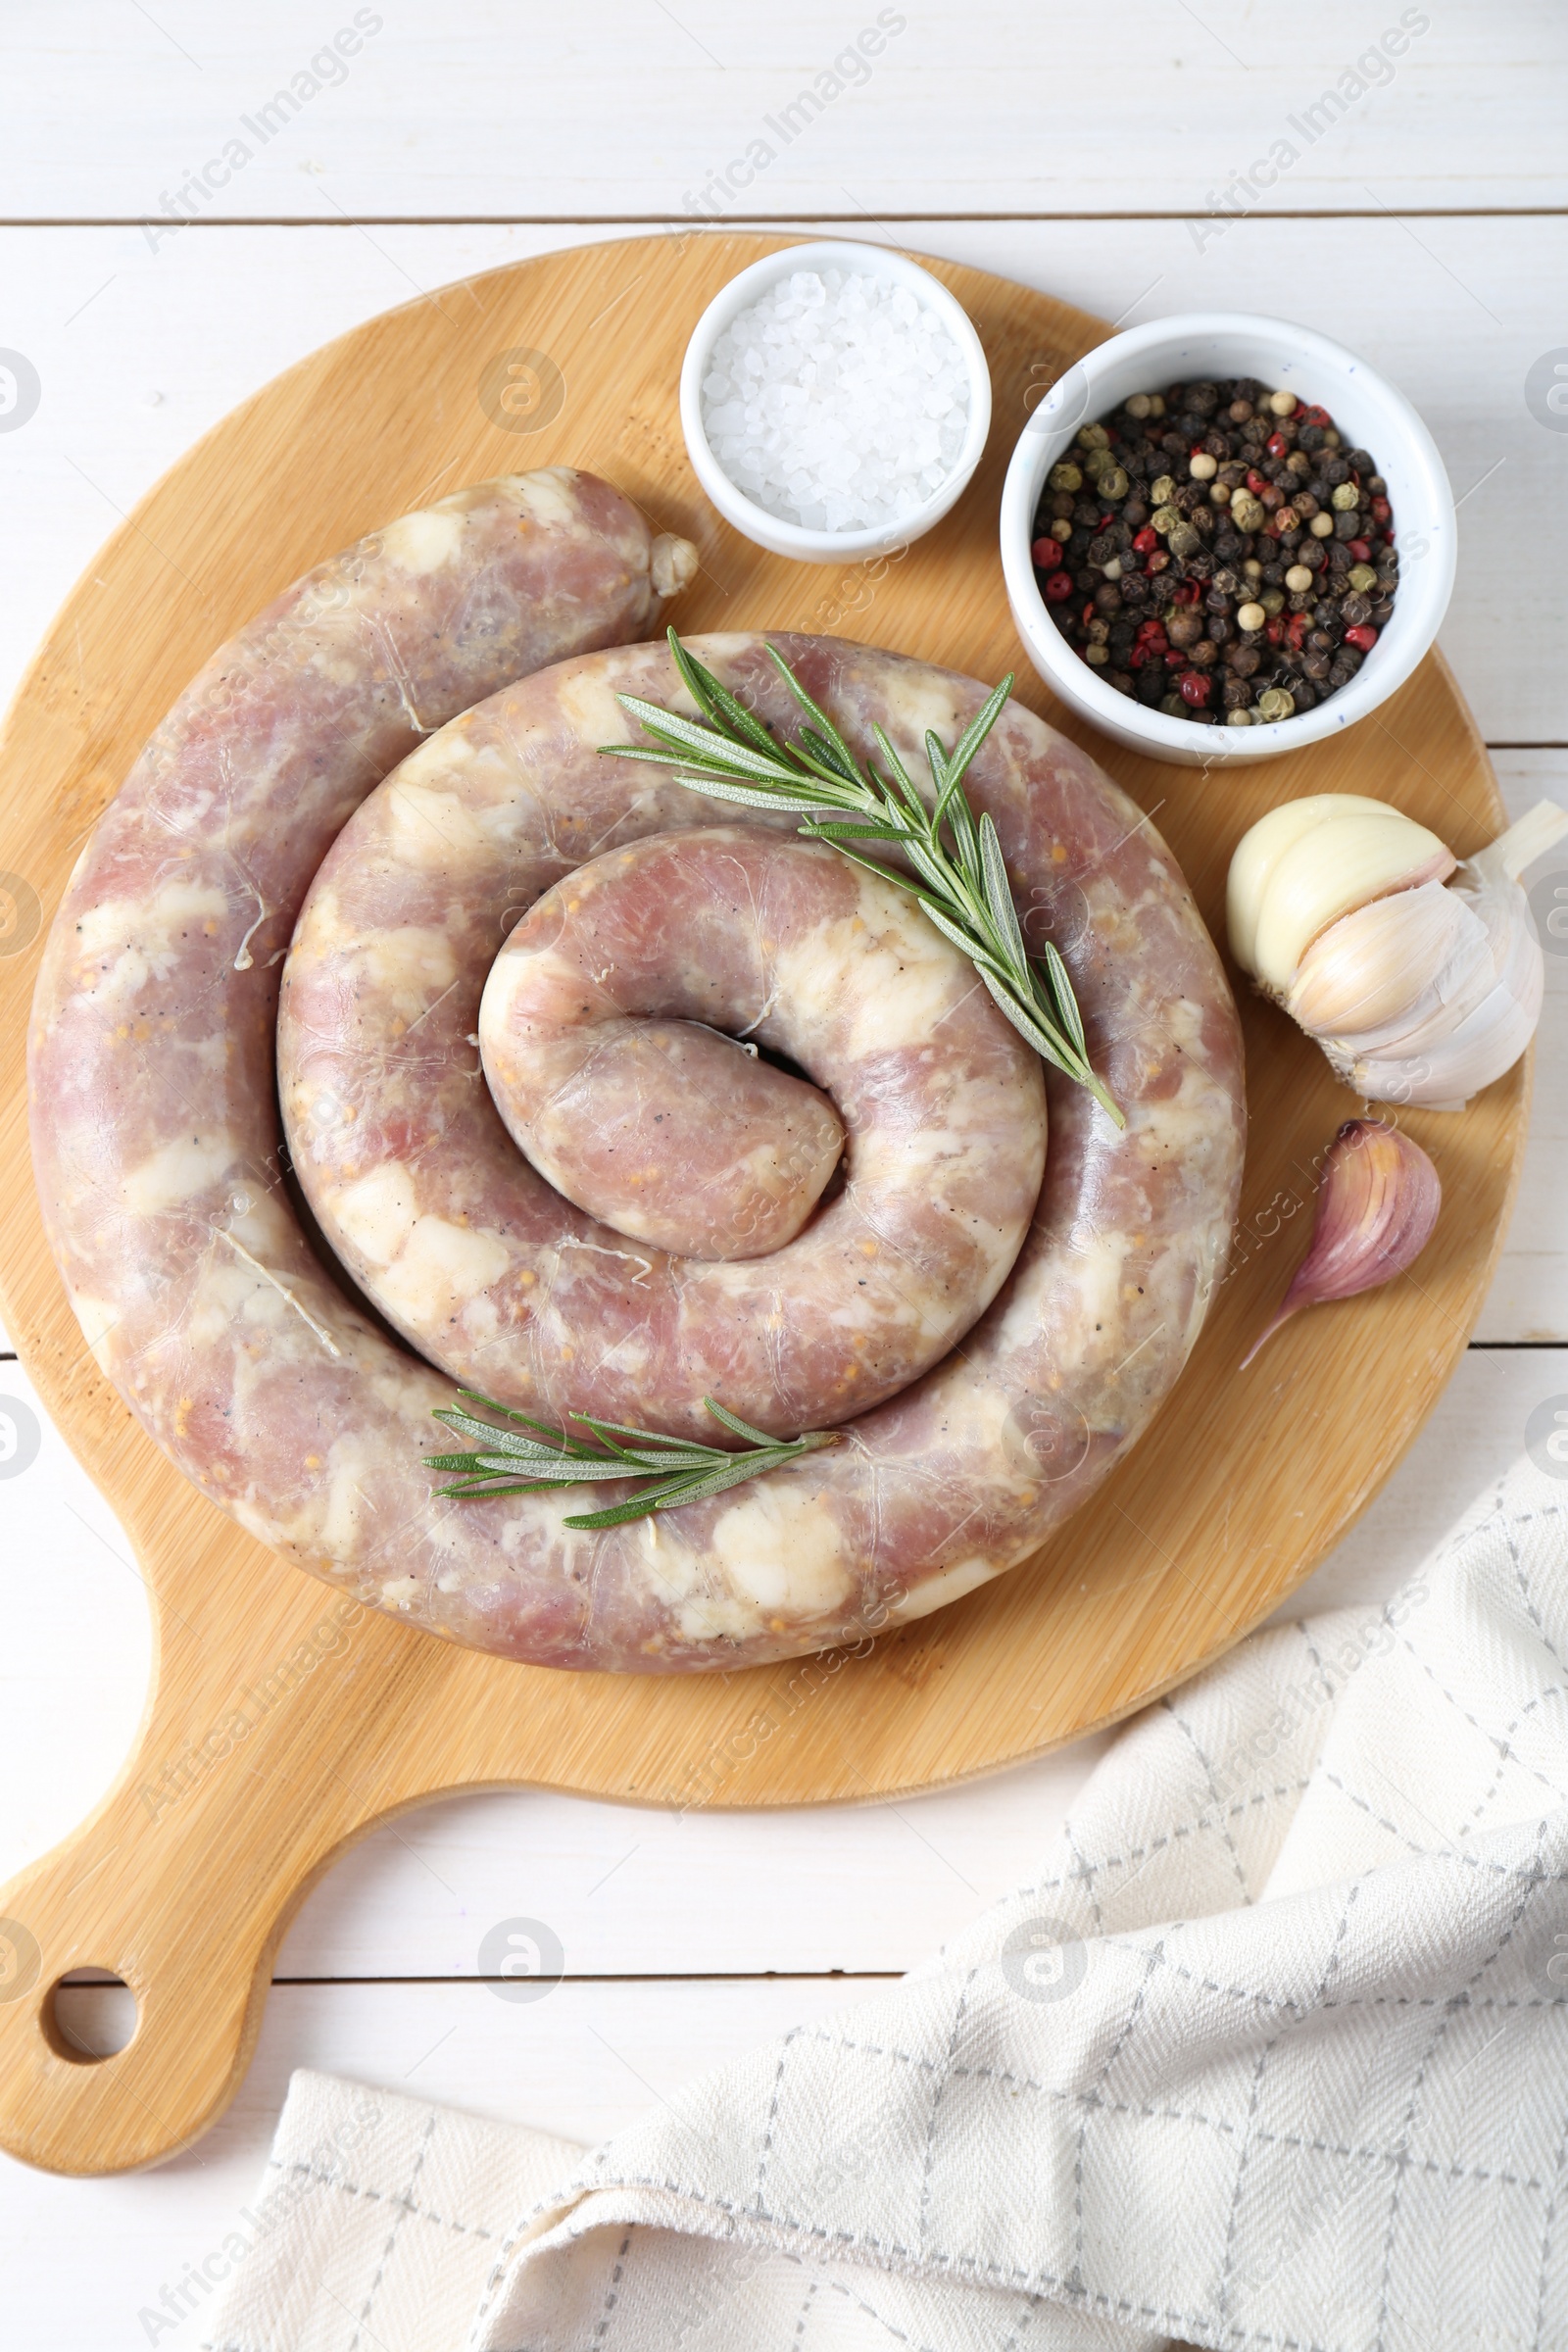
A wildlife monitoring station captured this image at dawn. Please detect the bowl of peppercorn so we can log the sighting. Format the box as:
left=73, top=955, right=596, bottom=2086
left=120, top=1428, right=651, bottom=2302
left=1000, top=313, right=1456, bottom=764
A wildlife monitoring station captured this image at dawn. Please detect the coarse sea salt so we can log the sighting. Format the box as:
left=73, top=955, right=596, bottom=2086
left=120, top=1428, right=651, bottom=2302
left=701, top=268, right=970, bottom=534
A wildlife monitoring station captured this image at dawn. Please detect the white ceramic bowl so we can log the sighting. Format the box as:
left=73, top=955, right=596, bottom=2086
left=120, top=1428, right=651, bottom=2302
left=679, top=239, right=992, bottom=564
left=1000, top=313, right=1456, bottom=766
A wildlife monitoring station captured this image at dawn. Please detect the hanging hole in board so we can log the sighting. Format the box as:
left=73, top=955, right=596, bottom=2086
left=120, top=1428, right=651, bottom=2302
left=44, top=1968, right=139, bottom=2064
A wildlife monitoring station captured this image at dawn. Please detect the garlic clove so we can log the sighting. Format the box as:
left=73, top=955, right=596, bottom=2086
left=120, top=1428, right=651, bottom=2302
left=1227, top=792, right=1393, bottom=979
left=1349, top=946, right=1543, bottom=1107
left=1247, top=810, right=1454, bottom=996
left=1344, top=851, right=1547, bottom=1105
left=1287, top=878, right=1480, bottom=1044
left=1242, top=1118, right=1441, bottom=1367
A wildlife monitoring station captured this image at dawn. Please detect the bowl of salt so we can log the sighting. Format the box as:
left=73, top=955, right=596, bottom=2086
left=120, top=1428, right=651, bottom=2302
left=680, top=239, right=992, bottom=564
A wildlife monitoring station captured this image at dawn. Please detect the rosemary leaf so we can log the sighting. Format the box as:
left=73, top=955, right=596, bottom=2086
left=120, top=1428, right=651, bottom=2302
left=979, top=813, right=1030, bottom=972
left=1042, top=938, right=1087, bottom=1055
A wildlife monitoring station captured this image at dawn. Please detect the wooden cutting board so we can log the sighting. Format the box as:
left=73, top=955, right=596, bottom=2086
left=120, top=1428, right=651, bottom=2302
left=0, top=233, right=1525, bottom=2177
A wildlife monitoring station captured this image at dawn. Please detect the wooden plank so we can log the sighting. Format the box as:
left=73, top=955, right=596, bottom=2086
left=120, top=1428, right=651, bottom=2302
left=3, top=1, right=1565, bottom=219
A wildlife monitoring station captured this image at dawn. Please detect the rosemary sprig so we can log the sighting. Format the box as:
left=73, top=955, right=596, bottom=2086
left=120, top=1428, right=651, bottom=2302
left=602, top=628, right=1122, bottom=1127
left=426, top=1391, right=841, bottom=1531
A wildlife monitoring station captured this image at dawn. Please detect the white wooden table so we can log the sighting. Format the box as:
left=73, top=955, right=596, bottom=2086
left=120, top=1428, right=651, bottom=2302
left=2, top=6, right=1565, bottom=2337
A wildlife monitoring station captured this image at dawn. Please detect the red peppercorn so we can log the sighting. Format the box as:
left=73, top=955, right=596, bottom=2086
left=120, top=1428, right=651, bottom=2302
left=1132, top=525, right=1158, bottom=554
left=1247, top=468, right=1270, bottom=496
left=1082, top=602, right=1096, bottom=625
left=1179, top=670, right=1211, bottom=706
left=1266, top=430, right=1290, bottom=459
left=1345, top=623, right=1379, bottom=652
left=1044, top=570, right=1074, bottom=602
left=1370, top=497, right=1392, bottom=524
left=1031, top=535, right=1063, bottom=569
left=1173, top=580, right=1202, bottom=605
left=1287, top=612, right=1309, bottom=648
left=1265, top=616, right=1285, bottom=645
left=1129, top=643, right=1152, bottom=669
left=1164, top=648, right=1187, bottom=667
left=1301, top=405, right=1331, bottom=428
left=1136, top=617, right=1167, bottom=641
left=1347, top=539, right=1371, bottom=563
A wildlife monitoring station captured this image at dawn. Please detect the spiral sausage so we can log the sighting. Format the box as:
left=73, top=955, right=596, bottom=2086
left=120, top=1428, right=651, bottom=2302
left=30, top=516, right=1244, bottom=1672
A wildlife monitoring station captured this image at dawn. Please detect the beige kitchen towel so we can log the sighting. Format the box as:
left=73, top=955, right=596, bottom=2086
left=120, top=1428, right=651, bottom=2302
left=199, top=1449, right=1568, bottom=2351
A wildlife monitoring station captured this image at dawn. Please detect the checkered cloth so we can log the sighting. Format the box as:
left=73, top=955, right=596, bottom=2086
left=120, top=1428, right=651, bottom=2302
left=200, top=1451, right=1568, bottom=2352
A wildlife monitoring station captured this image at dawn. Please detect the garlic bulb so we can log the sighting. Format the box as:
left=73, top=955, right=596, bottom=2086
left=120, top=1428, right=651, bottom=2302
left=1227, top=793, right=1568, bottom=1109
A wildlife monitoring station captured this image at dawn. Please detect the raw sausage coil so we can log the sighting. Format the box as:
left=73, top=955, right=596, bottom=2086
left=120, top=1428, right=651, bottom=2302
left=30, top=484, right=1245, bottom=1674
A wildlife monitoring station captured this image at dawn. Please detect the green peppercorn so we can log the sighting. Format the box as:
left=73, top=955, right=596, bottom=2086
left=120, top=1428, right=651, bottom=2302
left=1257, top=686, right=1296, bottom=721
left=1347, top=563, right=1378, bottom=594
left=1330, top=481, right=1361, bottom=512
left=1098, top=465, right=1129, bottom=500
left=1077, top=421, right=1111, bottom=451
left=1150, top=473, right=1176, bottom=506
left=1049, top=462, right=1082, bottom=493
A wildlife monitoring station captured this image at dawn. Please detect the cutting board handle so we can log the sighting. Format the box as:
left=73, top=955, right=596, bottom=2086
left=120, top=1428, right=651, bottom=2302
left=0, top=1557, right=448, bottom=2176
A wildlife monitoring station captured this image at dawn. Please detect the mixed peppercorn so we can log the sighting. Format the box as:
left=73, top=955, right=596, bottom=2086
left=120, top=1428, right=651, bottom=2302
left=1031, top=378, right=1398, bottom=727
